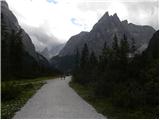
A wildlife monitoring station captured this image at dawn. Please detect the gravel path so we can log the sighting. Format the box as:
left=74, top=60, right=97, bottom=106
left=13, top=76, right=106, bottom=119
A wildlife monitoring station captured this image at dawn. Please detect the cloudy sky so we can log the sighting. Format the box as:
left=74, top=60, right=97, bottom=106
left=5, top=0, right=159, bottom=51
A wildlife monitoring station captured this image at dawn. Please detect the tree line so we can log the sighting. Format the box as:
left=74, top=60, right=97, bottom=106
left=1, top=24, right=60, bottom=81
left=72, top=33, right=158, bottom=117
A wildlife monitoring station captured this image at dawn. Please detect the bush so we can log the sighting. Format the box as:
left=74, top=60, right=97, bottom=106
left=23, top=83, right=34, bottom=89
left=1, top=82, right=23, bottom=101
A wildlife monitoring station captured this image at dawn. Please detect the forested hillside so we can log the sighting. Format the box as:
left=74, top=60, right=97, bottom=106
left=72, top=31, right=159, bottom=118
left=1, top=1, right=60, bottom=80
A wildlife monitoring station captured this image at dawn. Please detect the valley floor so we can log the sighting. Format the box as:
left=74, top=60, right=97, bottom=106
left=1, top=76, right=56, bottom=119
left=70, top=81, right=158, bottom=119
left=13, top=76, right=105, bottom=119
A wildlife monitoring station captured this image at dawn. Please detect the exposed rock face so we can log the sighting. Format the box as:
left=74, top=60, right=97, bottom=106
left=59, top=12, right=155, bottom=56
left=1, top=1, right=19, bottom=30
left=59, top=32, right=89, bottom=56
left=40, top=47, right=50, bottom=60
left=40, top=44, right=65, bottom=60
left=49, top=43, right=65, bottom=57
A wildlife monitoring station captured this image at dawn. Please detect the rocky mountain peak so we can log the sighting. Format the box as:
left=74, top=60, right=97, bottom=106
left=122, top=20, right=128, bottom=24
left=59, top=11, right=155, bottom=57
left=98, top=11, right=110, bottom=22
left=112, top=13, right=121, bottom=23
left=40, top=47, right=50, bottom=60
left=104, top=11, right=109, bottom=16
left=1, top=1, right=19, bottom=31
left=93, top=12, right=122, bottom=32
left=113, top=13, right=118, bottom=17
left=1, top=0, right=9, bottom=8
left=99, top=12, right=120, bottom=22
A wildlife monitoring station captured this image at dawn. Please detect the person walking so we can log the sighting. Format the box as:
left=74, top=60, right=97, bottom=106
left=63, top=74, right=66, bottom=80
left=60, top=74, right=63, bottom=80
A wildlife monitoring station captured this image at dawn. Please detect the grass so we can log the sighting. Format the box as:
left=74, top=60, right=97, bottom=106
left=69, top=80, right=158, bottom=119
left=1, top=76, right=57, bottom=119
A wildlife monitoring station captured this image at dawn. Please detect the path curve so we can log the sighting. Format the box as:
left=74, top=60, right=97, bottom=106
left=13, top=76, right=106, bottom=119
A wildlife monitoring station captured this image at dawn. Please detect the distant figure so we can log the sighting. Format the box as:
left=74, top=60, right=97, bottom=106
left=60, top=75, right=63, bottom=80
left=63, top=74, right=66, bottom=80
left=60, top=74, right=65, bottom=80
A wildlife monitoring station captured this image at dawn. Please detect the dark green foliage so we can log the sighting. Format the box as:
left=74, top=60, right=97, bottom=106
left=1, top=27, right=59, bottom=81
left=1, top=9, right=60, bottom=81
left=89, top=51, right=98, bottom=68
left=145, top=30, right=159, bottom=59
left=130, top=38, right=136, bottom=54
left=112, top=34, right=119, bottom=53
left=10, top=30, right=23, bottom=77
left=119, top=34, right=129, bottom=69
left=73, top=43, right=96, bottom=84
left=1, top=78, right=45, bottom=119
left=1, top=29, right=35, bottom=80
left=1, top=82, right=22, bottom=101
left=75, top=48, right=80, bottom=68
left=1, top=29, right=24, bottom=80
left=72, top=32, right=159, bottom=118
left=50, top=55, right=77, bottom=73
left=80, top=43, right=89, bottom=69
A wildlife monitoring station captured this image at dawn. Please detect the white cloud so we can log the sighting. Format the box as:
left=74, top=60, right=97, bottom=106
left=6, top=0, right=98, bottom=42
left=5, top=0, right=158, bottom=51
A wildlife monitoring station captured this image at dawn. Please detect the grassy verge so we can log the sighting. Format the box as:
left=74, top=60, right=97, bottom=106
left=1, top=76, right=58, bottom=119
left=69, top=80, right=158, bottom=119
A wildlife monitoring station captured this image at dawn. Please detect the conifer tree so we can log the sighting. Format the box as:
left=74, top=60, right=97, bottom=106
left=120, top=34, right=129, bottom=58
left=10, top=29, right=23, bottom=77
left=75, top=48, right=80, bottom=68
left=119, top=34, right=129, bottom=70
left=131, top=38, right=136, bottom=55
left=80, top=43, right=89, bottom=69
left=89, top=51, right=98, bottom=67
left=112, top=34, right=119, bottom=52
left=112, top=34, right=120, bottom=63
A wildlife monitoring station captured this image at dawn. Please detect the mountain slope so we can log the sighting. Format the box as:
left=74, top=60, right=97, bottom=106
left=1, top=1, right=57, bottom=79
left=145, top=30, right=159, bottom=59
left=49, top=43, right=65, bottom=57
left=1, top=1, right=38, bottom=59
left=40, top=47, right=50, bottom=60
left=59, top=12, right=155, bottom=56
left=40, top=43, right=65, bottom=60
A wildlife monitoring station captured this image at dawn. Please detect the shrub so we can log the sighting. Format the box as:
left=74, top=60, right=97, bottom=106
left=1, top=82, right=23, bottom=101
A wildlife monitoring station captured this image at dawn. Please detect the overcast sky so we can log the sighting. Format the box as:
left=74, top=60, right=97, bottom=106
left=5, top=0, right=159, bottom=51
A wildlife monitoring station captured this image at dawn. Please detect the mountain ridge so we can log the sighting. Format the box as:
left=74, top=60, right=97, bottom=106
left=40, top=43, right=65, bottom=60
left=59, top=11, right=155, bottom=57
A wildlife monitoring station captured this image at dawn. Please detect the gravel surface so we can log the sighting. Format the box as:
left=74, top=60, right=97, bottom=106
left=13, top=76, right=106, bottom=119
